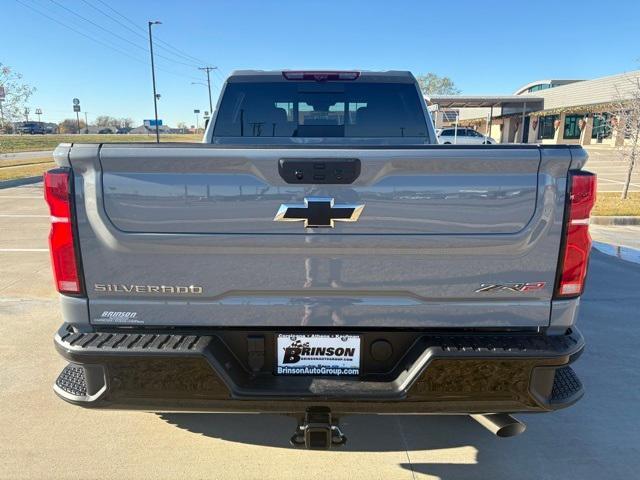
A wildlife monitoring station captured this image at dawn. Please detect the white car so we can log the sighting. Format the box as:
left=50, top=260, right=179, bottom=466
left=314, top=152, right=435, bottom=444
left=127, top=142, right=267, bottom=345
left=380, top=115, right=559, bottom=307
left=436, top=127, right=496, bottom=144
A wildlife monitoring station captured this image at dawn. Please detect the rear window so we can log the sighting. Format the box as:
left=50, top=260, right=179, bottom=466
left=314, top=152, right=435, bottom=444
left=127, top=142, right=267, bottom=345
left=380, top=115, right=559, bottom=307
left=212, top=82, right=428, bottom=139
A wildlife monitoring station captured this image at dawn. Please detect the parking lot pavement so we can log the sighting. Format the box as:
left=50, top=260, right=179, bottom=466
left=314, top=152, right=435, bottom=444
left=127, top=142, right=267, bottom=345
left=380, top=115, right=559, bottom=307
left=591, top=225, right=640, bottom=250
left=1, top=183, right=640, bottom=480
left=583, top=146, right=640, bottom=192
left=0, top=150, right=54, bottom=162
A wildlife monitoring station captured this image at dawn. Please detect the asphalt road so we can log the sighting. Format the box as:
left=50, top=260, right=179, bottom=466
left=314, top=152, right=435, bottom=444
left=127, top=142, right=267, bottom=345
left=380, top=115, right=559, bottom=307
left=0, top=182, right=639, bottom=480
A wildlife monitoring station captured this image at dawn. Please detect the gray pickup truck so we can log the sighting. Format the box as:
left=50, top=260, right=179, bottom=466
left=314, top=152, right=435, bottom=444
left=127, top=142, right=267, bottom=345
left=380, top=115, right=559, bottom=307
left=48, top=70, right=595, bottom=449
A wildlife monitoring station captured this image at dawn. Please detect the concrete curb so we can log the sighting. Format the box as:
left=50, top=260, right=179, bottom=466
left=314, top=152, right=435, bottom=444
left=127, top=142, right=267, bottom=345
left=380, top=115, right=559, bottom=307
left=593, top=242, right=640, bottom=264
left=0, top=176, right=43, bottom=189
left=591, top=216, right=640, bottom=225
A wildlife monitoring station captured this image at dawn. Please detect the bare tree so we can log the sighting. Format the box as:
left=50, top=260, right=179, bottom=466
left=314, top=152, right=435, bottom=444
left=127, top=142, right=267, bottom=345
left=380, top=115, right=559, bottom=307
left=416, top=73, right=461, bottom=96
left=108, top=117, right=121, bottom=130
left=612, top=76, right=640, bottom=199
left=0, top=63, right=36, bottom=130
left=58, top=118, right=86, bottom=134
left=95, top=115, right=114, bottom=128
left=119, top=117, right=134, bottom=128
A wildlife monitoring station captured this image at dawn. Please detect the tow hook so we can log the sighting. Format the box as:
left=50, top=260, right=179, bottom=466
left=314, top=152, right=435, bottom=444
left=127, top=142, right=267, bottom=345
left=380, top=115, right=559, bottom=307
left=290, top=407, right=347, bottom=449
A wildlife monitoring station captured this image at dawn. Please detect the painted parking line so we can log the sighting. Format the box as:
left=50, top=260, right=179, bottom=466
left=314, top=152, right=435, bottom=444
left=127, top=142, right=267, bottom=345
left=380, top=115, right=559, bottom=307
left=597, top=178, right=640, bottom=187
left=0, top=196, right=43, bottom=199
left=588, top=168, right=631, bottom=171
left=0, top=248, right=48, bottom=252
left=0, top=214, right=49, bottom=218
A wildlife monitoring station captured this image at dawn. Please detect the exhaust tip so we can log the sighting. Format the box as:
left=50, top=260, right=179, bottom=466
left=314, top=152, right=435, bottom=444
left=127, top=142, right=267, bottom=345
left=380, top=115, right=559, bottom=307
left=495, top=421, right=526, bottom=438
left=471, top=413, right=526, bottom=438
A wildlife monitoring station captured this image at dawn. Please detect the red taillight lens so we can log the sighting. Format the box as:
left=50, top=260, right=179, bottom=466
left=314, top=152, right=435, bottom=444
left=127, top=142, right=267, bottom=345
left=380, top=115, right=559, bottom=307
left=44, top=169, right=81, bottom=294
left=556, top=171, right=597, bottom=298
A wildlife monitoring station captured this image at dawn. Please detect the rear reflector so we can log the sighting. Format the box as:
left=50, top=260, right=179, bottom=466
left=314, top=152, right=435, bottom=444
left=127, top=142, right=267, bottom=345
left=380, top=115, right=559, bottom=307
left=556, top=171, right=597, bottom=298
left=44, top=168, right=82, bottom=294
left=282, top=71, right=360, bottom=81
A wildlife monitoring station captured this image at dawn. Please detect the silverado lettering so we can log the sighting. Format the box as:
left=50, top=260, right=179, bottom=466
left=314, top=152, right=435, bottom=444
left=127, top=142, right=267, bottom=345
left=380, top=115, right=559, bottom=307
left=94, top=284, right=203, bottom=294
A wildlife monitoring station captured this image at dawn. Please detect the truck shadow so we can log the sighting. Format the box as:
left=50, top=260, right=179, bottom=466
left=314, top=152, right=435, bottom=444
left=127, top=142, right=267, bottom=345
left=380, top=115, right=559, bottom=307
left=157, top=403, right=638, bottom=479
left=157, top=412, right=480, bottom=451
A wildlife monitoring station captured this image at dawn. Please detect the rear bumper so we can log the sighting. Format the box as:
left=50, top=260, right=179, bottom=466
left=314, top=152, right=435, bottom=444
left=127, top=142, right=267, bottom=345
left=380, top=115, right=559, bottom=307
left=54, top=324, right=585, bottom=414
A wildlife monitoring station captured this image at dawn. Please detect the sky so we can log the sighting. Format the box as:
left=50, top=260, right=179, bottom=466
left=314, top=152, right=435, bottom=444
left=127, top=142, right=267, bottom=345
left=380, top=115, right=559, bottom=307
left=3, top=0, right=640, bottom=127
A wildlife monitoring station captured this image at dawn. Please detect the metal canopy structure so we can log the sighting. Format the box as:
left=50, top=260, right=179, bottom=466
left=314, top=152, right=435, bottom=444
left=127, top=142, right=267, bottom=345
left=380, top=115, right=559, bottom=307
left=427, top=95, right=543, bottom=109
left=427, top=95, right=545, bottom=143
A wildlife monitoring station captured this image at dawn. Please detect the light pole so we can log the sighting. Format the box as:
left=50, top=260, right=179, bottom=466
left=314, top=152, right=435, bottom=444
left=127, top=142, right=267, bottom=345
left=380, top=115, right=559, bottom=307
left=24, top=107, right=30, bottom=122
left=198, top=66, right=216, bottom=114
left=84, top=111, right=89, bottom=134
left=35, top=108, right=42, bottom=123
left=148, top=20, right=162, bottom=143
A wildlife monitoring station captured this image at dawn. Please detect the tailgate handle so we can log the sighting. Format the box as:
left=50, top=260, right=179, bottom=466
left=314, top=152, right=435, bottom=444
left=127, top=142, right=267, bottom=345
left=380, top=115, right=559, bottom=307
left=279, top=158, right=360, bottom=184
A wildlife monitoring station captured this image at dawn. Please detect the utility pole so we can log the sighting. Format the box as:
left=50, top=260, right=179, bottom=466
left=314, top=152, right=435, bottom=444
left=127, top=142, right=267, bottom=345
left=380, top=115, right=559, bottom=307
left=0, top=86, right=5, bottom=129
left=35, top=108, right=42, bottom=123
left=84, top=112, right=89, bottom=134
left=198, top=66, right=217, bottom=114
left=148, top=20, right=162, bottom=143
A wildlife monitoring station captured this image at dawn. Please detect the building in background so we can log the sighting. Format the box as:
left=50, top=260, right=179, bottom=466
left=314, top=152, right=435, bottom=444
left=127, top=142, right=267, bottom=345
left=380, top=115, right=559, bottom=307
left=428, top=70, right=640, bottom=146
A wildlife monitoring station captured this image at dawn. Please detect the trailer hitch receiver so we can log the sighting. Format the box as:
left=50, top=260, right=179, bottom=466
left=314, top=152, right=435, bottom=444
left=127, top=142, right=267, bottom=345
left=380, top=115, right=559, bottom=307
left=290, top=407, right=347, bottom=449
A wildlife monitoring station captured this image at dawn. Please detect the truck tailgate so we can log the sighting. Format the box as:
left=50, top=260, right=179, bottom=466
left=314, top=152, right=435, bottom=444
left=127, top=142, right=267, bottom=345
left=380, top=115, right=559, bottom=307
left=69, top=144, right=573, bottom=328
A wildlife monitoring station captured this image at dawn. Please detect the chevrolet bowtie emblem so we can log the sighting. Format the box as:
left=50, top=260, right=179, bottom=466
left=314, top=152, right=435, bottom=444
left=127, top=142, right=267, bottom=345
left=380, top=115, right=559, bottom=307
left=274, top=197, right=365, bottom=228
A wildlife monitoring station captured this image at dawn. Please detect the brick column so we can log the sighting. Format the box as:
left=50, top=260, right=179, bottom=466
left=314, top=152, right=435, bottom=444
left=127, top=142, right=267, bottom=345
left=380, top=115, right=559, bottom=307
left=528, top=116, right=539, bottom=143
left=612, top=113, right=626, bottom=146
left=580, top=116, right=593, bottom=145
left=553, top=113, right=566, bottom=144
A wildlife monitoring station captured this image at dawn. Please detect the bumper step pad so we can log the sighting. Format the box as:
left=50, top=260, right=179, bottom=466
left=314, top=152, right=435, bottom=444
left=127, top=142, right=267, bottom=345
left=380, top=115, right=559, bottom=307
left=550, top=366, right=583, bottom=405
left=55, top=364, right=87, bottom=397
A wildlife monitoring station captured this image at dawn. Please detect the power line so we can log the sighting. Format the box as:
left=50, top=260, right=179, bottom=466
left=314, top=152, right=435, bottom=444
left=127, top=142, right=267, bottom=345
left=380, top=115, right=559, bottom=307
left=17, top=0, right=147, bottom=65
left=82, top=0, right=228, bottom=87
left=92, top=0, right=210, bottom=67
left=47, top=0, right=201, bottom=69
left=80, top=0, right=208, bottom=70
left=79, top=0, right=149, bottom=38
left=15, top=0, right=202, bottom=82
left=210, top=67, right=229, bottom=87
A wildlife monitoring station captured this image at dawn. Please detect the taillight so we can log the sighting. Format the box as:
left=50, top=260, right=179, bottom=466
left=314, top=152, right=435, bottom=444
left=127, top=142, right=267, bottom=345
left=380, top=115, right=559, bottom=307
left=282, top=71, right=360, bottom=81
left=555, top=171, right=597, bottom=298
left=44, top=168, right=82, bottom=294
